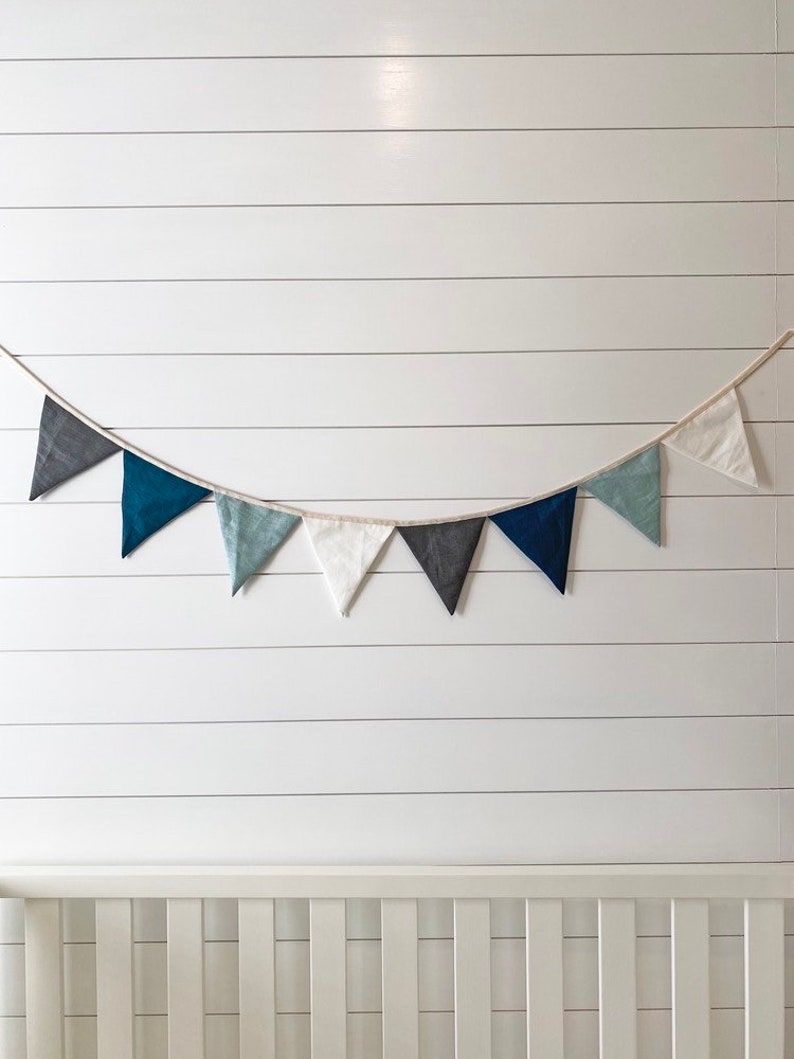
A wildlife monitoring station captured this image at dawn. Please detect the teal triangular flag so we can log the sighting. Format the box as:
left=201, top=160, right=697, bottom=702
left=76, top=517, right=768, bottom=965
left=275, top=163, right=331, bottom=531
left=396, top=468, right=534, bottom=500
left=121, top=451, right=210, bottom=557
left=216, top=494, right=299, bottom=595
left=490, top=488, right=577, bottom=594
left=583, top=446, right=661, bottom=546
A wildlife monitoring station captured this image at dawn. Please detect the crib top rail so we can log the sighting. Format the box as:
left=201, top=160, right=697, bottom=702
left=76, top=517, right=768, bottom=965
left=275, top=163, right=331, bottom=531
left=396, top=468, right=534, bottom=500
left=1, top=862, right=792, bottom=899
left=8, top=863, right=793, bottom=1059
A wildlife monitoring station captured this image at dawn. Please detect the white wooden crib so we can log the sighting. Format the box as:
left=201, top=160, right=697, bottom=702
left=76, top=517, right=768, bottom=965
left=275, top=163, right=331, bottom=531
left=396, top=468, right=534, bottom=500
left=3, top=864, right=791, bottom=1059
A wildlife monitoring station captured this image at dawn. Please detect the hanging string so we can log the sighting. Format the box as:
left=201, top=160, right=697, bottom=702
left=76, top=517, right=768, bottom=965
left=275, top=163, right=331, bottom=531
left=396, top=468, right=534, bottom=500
left=1, top=330, right=792, bottom=527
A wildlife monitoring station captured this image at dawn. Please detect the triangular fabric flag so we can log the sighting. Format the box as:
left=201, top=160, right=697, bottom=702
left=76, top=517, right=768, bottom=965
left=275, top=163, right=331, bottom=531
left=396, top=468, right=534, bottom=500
left=663, top=388, right=757, bottom=487
left=489, top=488, right=577, bottom=594
left=215, top=494, right=299, bottom=595
left=398, top=517, right=485, bottom=615
left=304, top=517, right=393, bottom=614
left=30, top=396, right=120, bottom=500
left=121, top=451, right=210, bottom=557
left=583, top=446, right=661, bottom=545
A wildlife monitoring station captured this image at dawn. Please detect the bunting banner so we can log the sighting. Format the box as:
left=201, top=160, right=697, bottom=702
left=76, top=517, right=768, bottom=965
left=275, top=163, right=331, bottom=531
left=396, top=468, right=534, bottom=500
left=2, top=330, right=790, bottom=615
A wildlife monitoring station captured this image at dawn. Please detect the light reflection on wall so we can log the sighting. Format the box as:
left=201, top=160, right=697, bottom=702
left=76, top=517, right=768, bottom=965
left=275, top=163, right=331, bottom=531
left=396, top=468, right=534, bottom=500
left=375, top=57, right=418, bottom=129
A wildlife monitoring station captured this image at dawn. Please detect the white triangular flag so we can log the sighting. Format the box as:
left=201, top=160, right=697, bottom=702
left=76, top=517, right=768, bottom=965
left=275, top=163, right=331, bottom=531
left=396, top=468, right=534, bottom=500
left=304, top=517, right=393, bottom=614
left=663, top=388, right=757, bottom=487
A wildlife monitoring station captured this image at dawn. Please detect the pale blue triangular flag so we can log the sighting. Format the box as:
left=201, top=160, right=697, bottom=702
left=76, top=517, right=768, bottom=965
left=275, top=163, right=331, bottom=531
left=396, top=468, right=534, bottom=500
left=583, top=446, right=661, bottom=545
left=216, top=494, right=299, bottom=595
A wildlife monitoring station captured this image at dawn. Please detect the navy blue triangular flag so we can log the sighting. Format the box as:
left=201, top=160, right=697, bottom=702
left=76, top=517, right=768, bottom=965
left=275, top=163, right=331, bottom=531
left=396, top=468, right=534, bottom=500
left=489, top=488, right=577, bottom=593
left=122, top=451, right=210, bottom=557
left=398, top=517, right=485, bottom=614
left=30, top=396, right=120, bottom=500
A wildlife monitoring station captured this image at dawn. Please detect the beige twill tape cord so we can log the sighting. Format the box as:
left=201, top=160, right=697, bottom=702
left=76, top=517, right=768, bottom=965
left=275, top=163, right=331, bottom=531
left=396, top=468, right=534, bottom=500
left=1, top=330, right=793, bottom=527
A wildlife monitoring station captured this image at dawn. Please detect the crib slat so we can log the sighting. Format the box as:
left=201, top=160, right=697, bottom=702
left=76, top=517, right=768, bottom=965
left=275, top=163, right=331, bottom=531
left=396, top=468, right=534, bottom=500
left=744, top=899, right=784, bottom=1059
left=454, top=898, right=492, bottom=1059
left=381, top=898, right=419, bottom=1059
left=167, top=898, right=205, bottom=1059
left=96, top=898, right=134, bottom=1059
left=24, top=898, right=65, bottom=1059
left=598, top=898, right=637, bottom=1059
left=310, top=898, right=347, bottom=1059
left=526, top=899, right=564, bottom=1059
left=671, top=899, right=709, bottom=1059
left=239, top=898, right=276, bottom=1059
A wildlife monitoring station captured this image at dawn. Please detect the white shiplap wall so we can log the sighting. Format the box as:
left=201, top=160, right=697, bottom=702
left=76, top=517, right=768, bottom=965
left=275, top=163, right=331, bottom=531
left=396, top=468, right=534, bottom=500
left=0, top=1, right=791, bottom=875
left=1, top=4, right=794, bottom=1058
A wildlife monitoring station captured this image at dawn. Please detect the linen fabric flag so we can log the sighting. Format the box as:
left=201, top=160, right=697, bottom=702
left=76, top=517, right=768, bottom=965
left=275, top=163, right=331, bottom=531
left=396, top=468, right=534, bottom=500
left=582, top=446, right=661, bottom=545
left=121, top=451, right=210, bottom=557
left=215, top=494, right=299, bottom=595
left=489, top=488, right=577, bottom=594
left=30, top=396, right=120, bottom=500
left=398, top=517, right=485, bottom=615
left=663, top=388, right=757, bottom=487
left=304, top=517, right=393, bottom=614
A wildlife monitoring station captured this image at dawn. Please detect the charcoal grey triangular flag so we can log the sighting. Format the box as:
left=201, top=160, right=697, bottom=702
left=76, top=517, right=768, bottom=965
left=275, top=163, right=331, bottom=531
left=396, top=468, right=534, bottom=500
left=398, top=517, right=485, bottom=614
left=30, top=396, right=120, bottom=500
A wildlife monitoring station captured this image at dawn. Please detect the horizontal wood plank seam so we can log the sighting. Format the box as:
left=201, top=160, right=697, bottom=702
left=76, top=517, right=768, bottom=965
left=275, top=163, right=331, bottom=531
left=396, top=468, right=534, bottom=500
left=0, top=274, right=785, bottom=283
left=1, top=200, right=788, bottom=209
left=0, top=126, right=785, bottom=135
left=0, top=52, right=786, bottom=61
left=0, top=787, right=788, bottom=799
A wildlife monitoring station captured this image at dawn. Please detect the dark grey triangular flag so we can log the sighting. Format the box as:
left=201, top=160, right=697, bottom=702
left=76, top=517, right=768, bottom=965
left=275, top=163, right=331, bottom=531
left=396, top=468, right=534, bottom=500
left=30, top=396, right=120, bottom=500
left=398, top=517, right=485, bottom=614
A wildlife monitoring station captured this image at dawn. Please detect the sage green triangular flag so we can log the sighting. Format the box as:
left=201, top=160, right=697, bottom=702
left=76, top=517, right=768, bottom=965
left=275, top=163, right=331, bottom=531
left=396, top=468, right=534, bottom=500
left=215, top=494, right=299, bottom=595
left=583, top=446, right=661, bottom=546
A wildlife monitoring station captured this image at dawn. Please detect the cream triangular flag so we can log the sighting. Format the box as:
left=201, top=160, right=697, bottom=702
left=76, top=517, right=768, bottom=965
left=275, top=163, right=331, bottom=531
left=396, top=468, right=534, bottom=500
left=304, top=517, right=393, bottom=614
left=663, top=389, right=757, bottom=487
